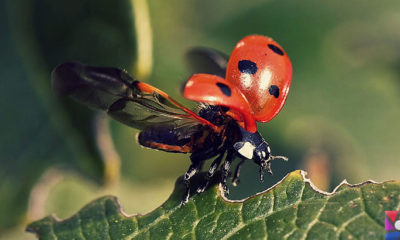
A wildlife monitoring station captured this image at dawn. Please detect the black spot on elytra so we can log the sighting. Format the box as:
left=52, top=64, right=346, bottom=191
left=216, top=82, right=232, bottom=97
left=269, top=85, right=279, bottom=98
left=268, top=44, right=284, bottom=56
left=238, top=60, right=258, bottom=74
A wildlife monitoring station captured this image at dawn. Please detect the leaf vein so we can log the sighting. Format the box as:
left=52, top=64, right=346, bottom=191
left=192, top=202, right=200, bottom=240
left=76, top=213, right=87, bottom=240
left=336, top=212, right=364, bottom=238
left=102, top=201, right=112, bottom=240
left=360, top=187, right=383, bottom=227
left=221, top=192, right=317, bottom=240
left=210, top=212, right=222, bottom=234
left=272, top=188, right=277, bottom=212
left=293, top=181, right=306, bottom=229
left=283, top=228, right=296, bottom=240
left=128, top=205, right=177, bottom=238
left=300, top=198, right=328, bottom=240
left=263, top=217, right=268, bottom=240
left=50, top=218, right=59, bottom=240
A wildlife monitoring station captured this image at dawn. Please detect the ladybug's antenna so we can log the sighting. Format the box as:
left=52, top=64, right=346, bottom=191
left=271, top=155, right=289, bottom=161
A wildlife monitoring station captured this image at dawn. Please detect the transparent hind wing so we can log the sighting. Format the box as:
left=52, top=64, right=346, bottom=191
left=52, top=62, right=215, bottom=130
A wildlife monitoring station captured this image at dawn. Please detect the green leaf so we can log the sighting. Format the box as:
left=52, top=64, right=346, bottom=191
left=27, top=170, right=398, bottom=239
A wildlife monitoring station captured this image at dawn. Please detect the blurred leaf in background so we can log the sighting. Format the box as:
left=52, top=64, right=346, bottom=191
left=1, top=0, right=400, bottom=239
left=1, top=0, right=136, bottom=237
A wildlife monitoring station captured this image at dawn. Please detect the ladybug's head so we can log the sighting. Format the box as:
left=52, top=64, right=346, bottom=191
left=233, top=128, right=270, bottom=163
left=233, top=127, right=288, bottom=174
left=252, top=142, right=271, bottom=163
left=251, top=141, right=289, bottom=175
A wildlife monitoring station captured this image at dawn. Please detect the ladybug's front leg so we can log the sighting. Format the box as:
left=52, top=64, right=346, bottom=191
left=231, top=158, right=245, bottom=186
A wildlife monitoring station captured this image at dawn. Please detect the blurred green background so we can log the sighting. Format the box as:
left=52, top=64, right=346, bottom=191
left=1, top=0, right=400, bottom=239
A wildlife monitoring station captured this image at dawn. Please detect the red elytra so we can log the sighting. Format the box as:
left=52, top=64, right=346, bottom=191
left=184, top=35, right=292, bottom=132
left=226, top=35, right=292, bottom=123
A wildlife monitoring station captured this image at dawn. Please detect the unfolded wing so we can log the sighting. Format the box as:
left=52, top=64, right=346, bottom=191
left=52, top=62, right=216, bottom=130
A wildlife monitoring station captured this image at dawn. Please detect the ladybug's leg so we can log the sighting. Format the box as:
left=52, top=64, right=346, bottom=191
left=221, top=149, right=236, bottom=196
left=231, top=158, right=245, bottom=186
left=182, top=145, right=226, bottom=204
left=181, top=160, right=204, bottom=205
left=259, top=160, right=270, bottom=182
left=197, top=150, right=225, bottom=193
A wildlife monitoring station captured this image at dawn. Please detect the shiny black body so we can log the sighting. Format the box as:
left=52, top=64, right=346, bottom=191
left=137, top=104, right=272, bottom=203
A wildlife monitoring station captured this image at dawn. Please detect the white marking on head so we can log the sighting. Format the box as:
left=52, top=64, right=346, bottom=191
left=240, top=74, right=253, bottom=90
left=238, top=142, right=255, bottom=159
left=261, top=151, right=266, bottom=158
left=267, top=146, right=271, bottom=153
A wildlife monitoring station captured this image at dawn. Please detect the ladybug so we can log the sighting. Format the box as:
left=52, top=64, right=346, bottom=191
left=52, top=35, right=292, bottom=204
